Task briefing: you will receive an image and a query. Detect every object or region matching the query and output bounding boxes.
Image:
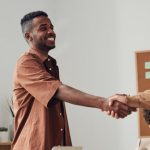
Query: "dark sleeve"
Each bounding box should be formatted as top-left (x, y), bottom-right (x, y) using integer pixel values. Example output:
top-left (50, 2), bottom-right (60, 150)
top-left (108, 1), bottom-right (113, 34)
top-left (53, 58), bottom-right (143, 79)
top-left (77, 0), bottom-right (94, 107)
top-left (143, 109), bottom-right (150, 125)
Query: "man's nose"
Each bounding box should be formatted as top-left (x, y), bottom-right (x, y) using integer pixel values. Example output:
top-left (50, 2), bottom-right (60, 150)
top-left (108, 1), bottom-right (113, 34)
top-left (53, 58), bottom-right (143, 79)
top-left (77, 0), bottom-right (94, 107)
top-left (47, 28), bottom-right (54, 34)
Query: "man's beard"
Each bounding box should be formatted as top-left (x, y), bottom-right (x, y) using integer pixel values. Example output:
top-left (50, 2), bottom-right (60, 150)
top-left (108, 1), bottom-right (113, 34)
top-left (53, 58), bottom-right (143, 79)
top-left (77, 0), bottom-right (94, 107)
top-left (37, 43), bottom-right (55, 52)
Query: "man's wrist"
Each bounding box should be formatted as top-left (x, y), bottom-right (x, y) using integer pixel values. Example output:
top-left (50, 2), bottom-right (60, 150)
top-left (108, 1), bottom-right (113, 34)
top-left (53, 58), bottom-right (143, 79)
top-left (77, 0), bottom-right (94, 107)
top-left (97, 97), bottom-right (108, 111)
top-left (126, 95), bottom-right (140, 108)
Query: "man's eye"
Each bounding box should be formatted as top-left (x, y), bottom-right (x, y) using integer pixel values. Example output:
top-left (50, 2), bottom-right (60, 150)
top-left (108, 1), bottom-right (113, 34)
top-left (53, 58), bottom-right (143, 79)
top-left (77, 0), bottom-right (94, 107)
top-left (40, 27), bottom-right (47, 31)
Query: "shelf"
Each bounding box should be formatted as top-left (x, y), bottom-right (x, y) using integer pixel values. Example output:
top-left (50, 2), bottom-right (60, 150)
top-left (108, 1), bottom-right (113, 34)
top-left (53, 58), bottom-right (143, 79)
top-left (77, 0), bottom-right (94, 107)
top-left (0, 142), bottom-right (11, 150)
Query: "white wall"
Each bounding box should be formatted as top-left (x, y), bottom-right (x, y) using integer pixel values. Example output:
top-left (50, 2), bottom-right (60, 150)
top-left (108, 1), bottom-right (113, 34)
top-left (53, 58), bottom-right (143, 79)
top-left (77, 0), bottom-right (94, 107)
top-left (1, 0), bottom-right (150, 150)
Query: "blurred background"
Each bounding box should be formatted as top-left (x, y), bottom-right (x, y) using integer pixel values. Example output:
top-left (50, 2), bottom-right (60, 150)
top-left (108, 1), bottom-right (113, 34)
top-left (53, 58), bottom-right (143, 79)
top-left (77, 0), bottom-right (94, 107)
top-left (1, 0), bottom-right (150, 149)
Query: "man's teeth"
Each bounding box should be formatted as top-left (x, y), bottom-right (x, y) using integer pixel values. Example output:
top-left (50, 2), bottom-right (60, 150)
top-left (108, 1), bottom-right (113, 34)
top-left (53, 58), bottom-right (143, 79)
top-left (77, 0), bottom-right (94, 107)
top-left (47, 37), bottom-right (54, 41)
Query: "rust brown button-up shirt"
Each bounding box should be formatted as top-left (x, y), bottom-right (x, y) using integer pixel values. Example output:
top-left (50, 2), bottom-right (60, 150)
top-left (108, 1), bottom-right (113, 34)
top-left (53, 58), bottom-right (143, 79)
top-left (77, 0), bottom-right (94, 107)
top-left (12, 49), bottom-right (72, 150)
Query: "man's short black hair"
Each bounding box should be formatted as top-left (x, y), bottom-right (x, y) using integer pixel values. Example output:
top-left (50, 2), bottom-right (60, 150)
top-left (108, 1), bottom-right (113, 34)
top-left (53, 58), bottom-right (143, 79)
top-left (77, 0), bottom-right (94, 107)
top-left (21, 11), bottom-right (48, 34)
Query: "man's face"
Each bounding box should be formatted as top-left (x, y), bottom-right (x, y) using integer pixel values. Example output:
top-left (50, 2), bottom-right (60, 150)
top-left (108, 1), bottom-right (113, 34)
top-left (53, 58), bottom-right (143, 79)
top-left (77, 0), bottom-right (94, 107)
top-left (28, 16), bottom-right (56, 51)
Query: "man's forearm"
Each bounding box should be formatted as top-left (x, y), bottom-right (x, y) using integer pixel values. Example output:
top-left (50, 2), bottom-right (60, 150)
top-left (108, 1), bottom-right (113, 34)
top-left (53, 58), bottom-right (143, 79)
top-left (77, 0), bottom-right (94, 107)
top-left (127, 90), bottom-right (150, 108)
top-left (54, 84), bottom-right (106, 109)
top-left (54, 84), bottom-right (132, 118)
top-left (126, 95), bottom-right (140, 108)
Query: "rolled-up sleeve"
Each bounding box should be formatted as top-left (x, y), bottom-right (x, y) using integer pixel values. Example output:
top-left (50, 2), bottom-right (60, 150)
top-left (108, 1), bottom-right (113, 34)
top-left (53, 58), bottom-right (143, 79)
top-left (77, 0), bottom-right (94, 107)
top-left (16, 56), bottom-right (61, 107)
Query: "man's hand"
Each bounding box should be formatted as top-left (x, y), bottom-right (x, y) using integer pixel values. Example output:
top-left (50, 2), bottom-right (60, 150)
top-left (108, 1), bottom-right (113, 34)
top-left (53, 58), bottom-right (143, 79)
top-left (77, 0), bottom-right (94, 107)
top-left (107, 94), bottom-right (137, 118)
top-left (101, 99), bottom-right (133, 119)
top-left (108, 94), bottom-right (127, 106)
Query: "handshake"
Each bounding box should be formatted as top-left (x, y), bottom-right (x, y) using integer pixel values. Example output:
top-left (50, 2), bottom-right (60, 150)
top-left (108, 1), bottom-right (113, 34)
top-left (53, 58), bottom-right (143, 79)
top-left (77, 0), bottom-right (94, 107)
top-left (101, 94), bottom-right (137, 119)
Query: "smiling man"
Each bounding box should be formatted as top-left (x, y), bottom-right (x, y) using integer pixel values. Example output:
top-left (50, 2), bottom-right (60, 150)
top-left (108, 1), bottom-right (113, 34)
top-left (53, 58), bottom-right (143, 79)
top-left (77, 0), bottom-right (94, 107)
top-left (12, 11), bottom-right (134, 150)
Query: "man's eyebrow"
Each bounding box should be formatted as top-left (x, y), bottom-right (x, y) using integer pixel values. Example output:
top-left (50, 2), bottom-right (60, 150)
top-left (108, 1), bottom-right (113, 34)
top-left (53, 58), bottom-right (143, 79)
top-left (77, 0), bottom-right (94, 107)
top-left (39, 24), bottom-right (47, 27)
top-left (39, 23), bottom-right (53, 28)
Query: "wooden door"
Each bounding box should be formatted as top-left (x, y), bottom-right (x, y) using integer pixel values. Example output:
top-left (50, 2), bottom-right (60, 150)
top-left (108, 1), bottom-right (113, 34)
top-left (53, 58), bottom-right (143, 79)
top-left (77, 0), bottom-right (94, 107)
top-left (136, 50), bottom-right (150, 137)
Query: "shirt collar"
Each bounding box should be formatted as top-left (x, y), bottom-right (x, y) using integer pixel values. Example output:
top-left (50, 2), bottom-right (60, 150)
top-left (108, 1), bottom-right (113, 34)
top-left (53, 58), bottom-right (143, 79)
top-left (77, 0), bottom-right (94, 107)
top-left (28, 48), bottom-right (48, 62)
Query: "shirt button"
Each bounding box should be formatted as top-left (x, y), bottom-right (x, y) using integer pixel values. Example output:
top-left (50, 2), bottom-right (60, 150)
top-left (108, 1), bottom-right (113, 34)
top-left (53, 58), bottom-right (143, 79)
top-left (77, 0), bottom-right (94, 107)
top-left (60, 113), bottom-right (62, 116)
top-left (60, 128), bottom-right (63, 132)
top-left (48, 58), bottom-right (50, 61)
top-left (49, 68), bottom-right (52, 71)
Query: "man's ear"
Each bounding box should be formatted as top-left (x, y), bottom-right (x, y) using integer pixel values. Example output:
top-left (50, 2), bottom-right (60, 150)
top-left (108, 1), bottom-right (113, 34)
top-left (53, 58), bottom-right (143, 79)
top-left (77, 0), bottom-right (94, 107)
top-left (25, 32), bottom-right (33, 42)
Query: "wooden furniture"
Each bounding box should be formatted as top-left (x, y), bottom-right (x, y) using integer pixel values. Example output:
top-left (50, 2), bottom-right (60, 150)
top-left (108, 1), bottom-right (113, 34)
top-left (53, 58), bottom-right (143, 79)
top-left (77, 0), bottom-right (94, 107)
top-left (0, 142), bottom-right (11, 150)
top-left (52, 146), bottom-right (82, 150)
